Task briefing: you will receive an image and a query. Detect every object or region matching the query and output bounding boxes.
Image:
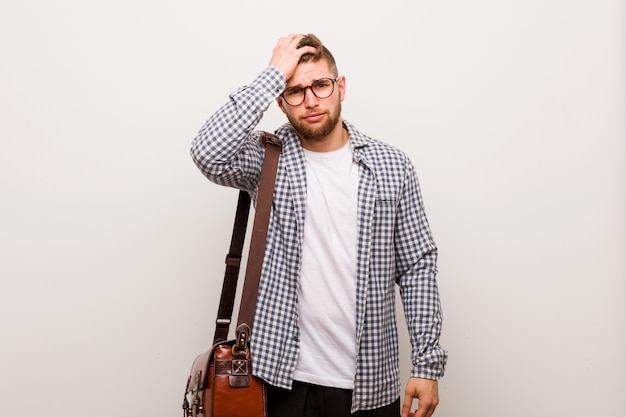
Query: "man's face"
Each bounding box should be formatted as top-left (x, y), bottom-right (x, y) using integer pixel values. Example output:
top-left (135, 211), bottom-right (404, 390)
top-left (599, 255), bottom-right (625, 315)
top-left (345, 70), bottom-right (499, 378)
top-left (277, 59), bottom-right (346, 143)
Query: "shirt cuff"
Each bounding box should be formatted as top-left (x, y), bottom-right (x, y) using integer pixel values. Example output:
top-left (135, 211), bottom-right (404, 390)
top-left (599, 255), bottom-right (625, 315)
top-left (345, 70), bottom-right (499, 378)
top-left (411, 348), bottom-right (448, 380)
top-left (251, 66), bottom-right (286, 99)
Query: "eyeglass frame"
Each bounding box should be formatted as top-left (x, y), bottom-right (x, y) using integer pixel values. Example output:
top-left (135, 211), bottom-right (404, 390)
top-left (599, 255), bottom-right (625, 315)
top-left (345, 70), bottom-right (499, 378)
top-left (280, 77), bottom-right (340, 106)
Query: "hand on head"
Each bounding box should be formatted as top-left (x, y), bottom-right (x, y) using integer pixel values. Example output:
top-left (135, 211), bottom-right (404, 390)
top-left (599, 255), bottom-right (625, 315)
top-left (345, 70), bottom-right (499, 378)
top-left (269, 34), bottom-right (316, 80)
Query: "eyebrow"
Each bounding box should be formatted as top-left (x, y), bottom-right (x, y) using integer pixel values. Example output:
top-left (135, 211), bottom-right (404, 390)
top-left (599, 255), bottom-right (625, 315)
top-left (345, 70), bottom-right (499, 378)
top-left (286, 77), bottom-right (334, 89)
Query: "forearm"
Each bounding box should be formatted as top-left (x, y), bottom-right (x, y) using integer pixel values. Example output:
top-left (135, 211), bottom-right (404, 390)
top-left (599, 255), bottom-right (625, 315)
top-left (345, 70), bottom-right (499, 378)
top-left (400, 253), bottom-right (447, 380)
top-left (396, 164), bottom-right (447, 379)
top-left (190, 66), bottom-right (286, 190)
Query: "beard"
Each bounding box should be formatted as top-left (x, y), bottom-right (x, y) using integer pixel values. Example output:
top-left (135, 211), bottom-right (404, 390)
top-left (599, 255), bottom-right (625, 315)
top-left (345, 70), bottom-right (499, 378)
top-left (287, 101), bottom-right (342, 142)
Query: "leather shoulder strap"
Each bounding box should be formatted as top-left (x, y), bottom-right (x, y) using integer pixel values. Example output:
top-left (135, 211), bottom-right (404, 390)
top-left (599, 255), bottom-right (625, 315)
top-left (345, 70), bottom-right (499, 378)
top-left (212, 190), bottom-right (251, 343)
top-left (211, 132), bottom-right (282, 345)
top-left (236, 132), bottom-right (282, 331)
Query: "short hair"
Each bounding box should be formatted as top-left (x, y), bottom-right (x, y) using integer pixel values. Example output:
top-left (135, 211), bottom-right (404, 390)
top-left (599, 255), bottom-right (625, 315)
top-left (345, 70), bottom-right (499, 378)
top-left (297, 34), bottom-right (338, 76)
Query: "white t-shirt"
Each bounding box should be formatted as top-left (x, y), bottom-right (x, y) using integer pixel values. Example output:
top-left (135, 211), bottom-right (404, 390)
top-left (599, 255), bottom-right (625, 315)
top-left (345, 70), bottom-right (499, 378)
top-left (293, 141), bottom-right (359, 389)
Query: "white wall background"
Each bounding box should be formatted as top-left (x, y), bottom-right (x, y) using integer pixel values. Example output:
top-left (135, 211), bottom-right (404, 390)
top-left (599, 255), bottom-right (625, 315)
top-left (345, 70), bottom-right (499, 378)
top-left (1, 1), bottom-right (624, 416)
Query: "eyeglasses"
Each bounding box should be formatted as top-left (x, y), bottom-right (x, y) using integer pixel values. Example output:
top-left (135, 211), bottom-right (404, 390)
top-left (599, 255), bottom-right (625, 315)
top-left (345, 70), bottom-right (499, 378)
top-left (281, 78), bottom-right (338, 106)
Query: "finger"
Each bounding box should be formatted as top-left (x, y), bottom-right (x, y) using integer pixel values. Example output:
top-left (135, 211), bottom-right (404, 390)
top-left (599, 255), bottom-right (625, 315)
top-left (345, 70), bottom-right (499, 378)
top-left (269, 36), bottom-right (316, 78)
top-left (401, 393), bottom-right (413, 417)
top-left (284, 33), bottom-right (304, 47)
top-left (274, 34), bottom-right (300, 51)
top-left (413, 401), bottom-right (437, 417)
top-left (274, 35), bottom-right (314, 57)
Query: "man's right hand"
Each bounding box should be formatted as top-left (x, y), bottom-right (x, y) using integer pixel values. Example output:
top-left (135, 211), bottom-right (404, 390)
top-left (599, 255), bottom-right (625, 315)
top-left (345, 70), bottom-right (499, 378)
top-left (269, 34), bottom-right (316, 81)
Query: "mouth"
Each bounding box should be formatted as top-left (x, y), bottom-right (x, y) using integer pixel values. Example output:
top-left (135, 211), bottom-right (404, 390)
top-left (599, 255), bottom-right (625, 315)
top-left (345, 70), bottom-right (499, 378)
top-left (304, 113), bottom-right (325, 123)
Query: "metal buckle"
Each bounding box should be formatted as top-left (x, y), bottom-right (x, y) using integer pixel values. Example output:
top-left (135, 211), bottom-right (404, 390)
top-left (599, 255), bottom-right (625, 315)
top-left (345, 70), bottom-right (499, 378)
top-left (225, 255), bottom-right (241, 268)
top-left (260, 132), bottom-right (283, 151)
top-left (231, 344), bottom-right (249, 357)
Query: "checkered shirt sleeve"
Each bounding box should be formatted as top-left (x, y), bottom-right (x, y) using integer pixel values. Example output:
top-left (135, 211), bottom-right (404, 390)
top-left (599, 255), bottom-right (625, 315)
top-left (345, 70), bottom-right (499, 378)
top-left (190, 66), bottom-right (286, 194)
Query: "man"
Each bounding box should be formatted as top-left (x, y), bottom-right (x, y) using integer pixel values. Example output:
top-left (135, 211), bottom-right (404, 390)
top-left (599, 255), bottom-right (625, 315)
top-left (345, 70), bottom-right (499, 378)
top-left (191, 33), bottom-right (447, 417)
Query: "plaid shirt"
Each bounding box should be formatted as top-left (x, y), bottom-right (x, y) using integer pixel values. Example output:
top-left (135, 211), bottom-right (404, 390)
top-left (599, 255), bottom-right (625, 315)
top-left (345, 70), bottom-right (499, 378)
top-left (191, 67), bottom-right (447, 412)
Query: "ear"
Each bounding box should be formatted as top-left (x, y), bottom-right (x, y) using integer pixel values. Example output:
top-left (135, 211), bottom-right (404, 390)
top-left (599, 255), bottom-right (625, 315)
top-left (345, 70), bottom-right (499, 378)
top-left (337, 76), bottom-right (346, 102)
top-left (276, 97), bottom-right (286, 113)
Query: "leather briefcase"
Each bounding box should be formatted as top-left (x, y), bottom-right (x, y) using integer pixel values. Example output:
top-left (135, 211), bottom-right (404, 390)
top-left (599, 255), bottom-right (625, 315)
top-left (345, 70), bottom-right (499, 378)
top-left (183, 325), bottom-right (267, 417)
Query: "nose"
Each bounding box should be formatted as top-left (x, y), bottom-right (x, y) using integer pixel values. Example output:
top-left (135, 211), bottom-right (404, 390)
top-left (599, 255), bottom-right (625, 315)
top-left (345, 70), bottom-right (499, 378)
top-left (302, 87), bottom-right (319, 107)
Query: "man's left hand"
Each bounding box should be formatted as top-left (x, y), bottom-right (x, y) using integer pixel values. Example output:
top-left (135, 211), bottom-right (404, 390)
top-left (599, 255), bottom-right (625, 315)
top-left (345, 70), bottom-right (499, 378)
top-left (401, 377), bottom-right (439, 417)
